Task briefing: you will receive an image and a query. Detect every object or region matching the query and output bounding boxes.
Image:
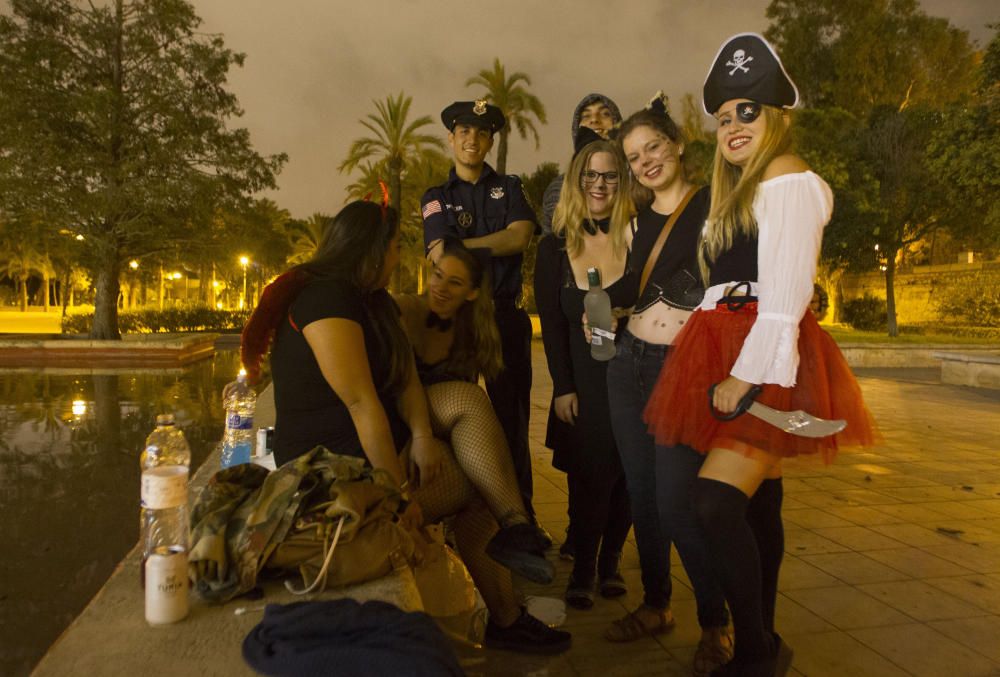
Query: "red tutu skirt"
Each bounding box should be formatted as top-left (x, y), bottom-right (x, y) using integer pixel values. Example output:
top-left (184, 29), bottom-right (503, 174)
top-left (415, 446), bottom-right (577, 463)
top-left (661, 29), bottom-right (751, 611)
top-left (643, 303), bottom-right (879, 463)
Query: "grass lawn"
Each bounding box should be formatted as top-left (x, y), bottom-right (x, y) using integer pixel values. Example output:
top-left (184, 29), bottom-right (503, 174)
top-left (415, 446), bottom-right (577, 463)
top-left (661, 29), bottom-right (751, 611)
top-left (824, 325), bottom-right (1000, 345)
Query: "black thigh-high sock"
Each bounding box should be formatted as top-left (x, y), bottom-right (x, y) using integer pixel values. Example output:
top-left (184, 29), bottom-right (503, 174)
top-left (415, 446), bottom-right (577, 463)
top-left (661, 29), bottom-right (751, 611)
top-left (693, 477), bottom-right (773, 663)
top-left (746, 478), bottom-right (784, 634)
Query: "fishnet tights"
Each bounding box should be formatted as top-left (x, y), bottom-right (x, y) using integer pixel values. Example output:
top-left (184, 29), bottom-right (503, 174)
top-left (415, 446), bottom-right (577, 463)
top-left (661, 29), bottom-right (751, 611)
top-left (423, 380), bottom-right (530, 528)
top-left (407, 381), bottom-right (526, 624)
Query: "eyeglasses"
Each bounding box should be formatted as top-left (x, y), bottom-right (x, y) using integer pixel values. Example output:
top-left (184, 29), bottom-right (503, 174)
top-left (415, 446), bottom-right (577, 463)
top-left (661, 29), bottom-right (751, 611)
top-left (581, 170), bottom-right (620, 185)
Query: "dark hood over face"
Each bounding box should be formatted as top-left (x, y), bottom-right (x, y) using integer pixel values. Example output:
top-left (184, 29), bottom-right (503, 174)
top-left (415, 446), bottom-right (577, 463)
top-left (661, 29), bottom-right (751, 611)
top-left (571, 93), bottom-right (622, 137)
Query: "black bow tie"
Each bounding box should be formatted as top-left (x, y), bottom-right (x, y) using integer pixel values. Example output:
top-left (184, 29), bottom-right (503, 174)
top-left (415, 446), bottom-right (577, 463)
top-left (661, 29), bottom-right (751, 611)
top-left (425, 310), bottom-right (453, 332)
top-left (582, 217), bottom-right (611, 236)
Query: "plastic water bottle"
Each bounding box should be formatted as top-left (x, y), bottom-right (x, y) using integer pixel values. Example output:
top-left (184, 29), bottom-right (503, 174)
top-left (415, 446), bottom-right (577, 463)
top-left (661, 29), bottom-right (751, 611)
top-left (139, 414), bottom-right (191, 572)
top-left (140, 415), bottom-right (190, 624)
top-left (140, 414), bottom-right (192, 472)
top-left (221, 370), bottom-right (256, 468)
top-left (584, 267), bottom-right (616, 361)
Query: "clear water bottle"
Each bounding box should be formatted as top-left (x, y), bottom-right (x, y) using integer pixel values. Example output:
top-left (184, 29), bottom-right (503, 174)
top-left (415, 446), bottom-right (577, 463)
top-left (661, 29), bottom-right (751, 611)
top-left (584, 267), bottom-right (616, 361)
top-left (221, 370), bottom-right (256, 468)
top-left (141, 414), bottom-right (192, 471)
top-left (139, 415), bottom-right (190, 623)
top-left (140, 414), bottom-right (191, 582)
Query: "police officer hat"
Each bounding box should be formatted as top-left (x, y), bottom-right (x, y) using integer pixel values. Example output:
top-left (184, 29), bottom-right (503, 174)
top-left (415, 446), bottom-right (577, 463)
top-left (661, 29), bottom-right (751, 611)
top-left (441, 99), bottom-right (506, 134)
top-left (702, 33), bottom-right (799, 115)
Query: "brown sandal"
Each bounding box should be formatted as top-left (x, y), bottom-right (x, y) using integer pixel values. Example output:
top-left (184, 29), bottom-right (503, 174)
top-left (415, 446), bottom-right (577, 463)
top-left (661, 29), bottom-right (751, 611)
top-left (692, 626), bottom-right (734, 676)
top-left (604, 604), bottom-right (676, 642)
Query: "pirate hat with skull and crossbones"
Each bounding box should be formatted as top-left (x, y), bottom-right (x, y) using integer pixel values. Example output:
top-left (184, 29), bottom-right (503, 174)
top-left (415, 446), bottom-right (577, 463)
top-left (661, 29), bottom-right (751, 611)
top-left (702, 33), bottom-right (799, 116)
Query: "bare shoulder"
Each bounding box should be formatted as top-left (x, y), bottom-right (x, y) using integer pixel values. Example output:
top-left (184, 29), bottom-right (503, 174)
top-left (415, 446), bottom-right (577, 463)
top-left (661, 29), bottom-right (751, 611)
top-left (762, 154), bottom-right (810, 181)
top-left (393, 293), bottom-right (424, 321)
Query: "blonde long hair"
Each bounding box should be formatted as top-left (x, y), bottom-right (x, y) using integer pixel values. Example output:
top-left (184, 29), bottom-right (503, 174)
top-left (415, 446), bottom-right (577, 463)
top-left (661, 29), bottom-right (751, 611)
top-left (552, 140), bottom-right (634, 259)
top-left (699, 105), bottom-right (792, 283)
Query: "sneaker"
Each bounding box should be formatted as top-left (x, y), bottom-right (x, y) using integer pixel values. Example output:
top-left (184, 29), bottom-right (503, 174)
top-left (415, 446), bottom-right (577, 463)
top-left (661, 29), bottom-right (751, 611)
top-left (598, 571), bottom-right (627, 598)
top-left (485, 523), bottom-right (555, 584)
top-left (597, 551), bottom-right (625, 597)
top-left (534, 522), bottom-right (554, 550)
top-left (565, 573), bottom-right (595, 610)
top-left (484, 610), bottom-right (572, 655)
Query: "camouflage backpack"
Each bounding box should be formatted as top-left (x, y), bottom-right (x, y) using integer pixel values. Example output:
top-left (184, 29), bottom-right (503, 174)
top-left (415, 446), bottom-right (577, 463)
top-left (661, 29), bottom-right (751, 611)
top-left (189, 447), bottom-right (413, 602)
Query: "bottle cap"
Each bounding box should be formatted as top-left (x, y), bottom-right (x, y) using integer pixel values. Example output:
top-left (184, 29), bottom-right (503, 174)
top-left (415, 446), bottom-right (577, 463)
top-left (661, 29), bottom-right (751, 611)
top-left (155, 414), bottom-right (175, 427)
top-left (586, 267), bottom-right (601, 287)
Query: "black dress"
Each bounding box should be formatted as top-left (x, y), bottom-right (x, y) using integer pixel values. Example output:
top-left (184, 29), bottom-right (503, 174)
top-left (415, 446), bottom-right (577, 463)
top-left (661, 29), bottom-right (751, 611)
top-left (534, 233), bottom-right (636, 578)
top-left (535, 235), bottom-right (637, 474)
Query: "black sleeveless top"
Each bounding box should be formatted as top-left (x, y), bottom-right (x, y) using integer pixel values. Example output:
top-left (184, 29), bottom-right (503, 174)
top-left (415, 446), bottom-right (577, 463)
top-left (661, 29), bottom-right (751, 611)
top-left (630, 187), bottom-right (710, 312)
top-left (708, 231), bottom-right (758, 286)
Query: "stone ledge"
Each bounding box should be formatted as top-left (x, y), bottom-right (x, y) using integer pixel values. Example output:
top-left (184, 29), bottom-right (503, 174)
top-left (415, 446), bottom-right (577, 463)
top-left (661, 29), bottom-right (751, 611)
top-left (837, 343), bottom-right (999, 369)
top-left (34, 422), bottom-right (416, 677)
top-left (934, 350), bottom-right (1000, 390)
top-left (0, 333), bottom-right (218, 366)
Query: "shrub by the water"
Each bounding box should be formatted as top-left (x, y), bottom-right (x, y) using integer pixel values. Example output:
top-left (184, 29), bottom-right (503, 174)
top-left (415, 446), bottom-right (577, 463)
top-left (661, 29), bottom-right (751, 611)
top-left (841, 294), bottom-right (888, 331)
top-left (61, 308), bottom-right (251, 334)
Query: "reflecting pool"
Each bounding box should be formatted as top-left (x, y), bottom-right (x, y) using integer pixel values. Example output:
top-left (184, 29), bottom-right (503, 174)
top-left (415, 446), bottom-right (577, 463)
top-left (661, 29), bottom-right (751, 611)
top-left (0, 350), bottom-right (240, 677)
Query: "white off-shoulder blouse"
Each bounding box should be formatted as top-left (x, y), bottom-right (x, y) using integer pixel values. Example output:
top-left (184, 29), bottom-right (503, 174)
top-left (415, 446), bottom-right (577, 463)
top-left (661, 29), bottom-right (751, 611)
top-left (698, 171), bottom-right (834, 387)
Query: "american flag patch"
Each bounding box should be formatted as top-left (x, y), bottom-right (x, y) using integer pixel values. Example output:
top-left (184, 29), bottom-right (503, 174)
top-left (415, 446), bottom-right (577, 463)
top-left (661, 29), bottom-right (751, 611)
top-left (422, 200), bottom-right (442, 219)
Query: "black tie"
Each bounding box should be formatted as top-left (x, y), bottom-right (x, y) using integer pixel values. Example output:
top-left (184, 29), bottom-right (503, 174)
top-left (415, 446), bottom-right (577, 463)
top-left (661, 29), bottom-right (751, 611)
top-left (582, 217), bottom-right (611, 236)
top-left (425, 310), bottom-right (453, 332)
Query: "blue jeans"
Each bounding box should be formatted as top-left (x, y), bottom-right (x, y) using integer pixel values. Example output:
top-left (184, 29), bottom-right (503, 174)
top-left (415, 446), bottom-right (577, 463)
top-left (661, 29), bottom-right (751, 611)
top-left (607, 331), bottom-right (728, 627)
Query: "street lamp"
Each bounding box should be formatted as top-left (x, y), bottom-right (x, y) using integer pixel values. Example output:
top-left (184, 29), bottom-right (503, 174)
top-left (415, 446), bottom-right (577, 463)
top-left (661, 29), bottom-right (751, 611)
top-left (239, 256), bottom-right (250, 310)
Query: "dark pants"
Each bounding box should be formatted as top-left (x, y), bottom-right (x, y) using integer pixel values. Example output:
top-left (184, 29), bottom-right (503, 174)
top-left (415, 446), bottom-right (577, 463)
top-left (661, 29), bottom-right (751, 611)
top-left (486, 305), bottom-right (534, 518)
top-left (607, 331), bottom-right (727, 626)
top-left (571, 460), bottom-right (632, 579)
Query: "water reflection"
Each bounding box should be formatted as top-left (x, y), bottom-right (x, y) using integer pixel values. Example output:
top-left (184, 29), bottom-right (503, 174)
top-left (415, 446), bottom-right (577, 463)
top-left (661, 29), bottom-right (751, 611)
top-left (0, 350), bottom-right (241, 677)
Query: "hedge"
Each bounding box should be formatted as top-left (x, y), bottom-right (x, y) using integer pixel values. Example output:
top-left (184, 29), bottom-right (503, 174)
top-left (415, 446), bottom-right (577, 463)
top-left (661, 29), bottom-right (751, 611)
top-left (61, 308), bottom-right (251, 334)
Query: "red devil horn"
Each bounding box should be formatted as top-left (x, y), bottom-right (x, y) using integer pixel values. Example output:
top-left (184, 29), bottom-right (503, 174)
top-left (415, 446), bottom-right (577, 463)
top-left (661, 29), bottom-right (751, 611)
top-left (378, 180), bottom-right (389, 207)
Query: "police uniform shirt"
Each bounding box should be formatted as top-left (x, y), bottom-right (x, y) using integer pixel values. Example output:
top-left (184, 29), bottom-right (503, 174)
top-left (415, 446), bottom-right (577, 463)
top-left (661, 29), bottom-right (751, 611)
top-left (421, 163), bottom-right (537, 303)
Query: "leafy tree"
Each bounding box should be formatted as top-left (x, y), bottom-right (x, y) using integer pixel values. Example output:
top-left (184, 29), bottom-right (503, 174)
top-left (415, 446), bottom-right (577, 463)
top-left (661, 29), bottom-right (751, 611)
top-left (519, 161), bottom-right (560, 215)
top-left (339, 92), bottom-right (445, 290)
top-left (517, 162), bottom-right (559, 313)
top-left (678, 93), bottom-right (715, 186)
top-left (0, 0), bottom-right (285, 338)
top-left (766, 0), bottom-right (984, 336)
top-left (466, 58), bottom-right (547, 174)
top-left (928, 24), bottom-right (1000, 253)
top-left (765, 0), bottom-right (977, 118)
top-left (862, 106), bottom-right (948, 335)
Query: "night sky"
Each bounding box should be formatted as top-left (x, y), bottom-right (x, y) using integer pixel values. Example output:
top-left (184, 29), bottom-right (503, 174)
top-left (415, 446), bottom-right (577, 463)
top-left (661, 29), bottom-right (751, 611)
top-left (191, 0), bottom-right (997, 217)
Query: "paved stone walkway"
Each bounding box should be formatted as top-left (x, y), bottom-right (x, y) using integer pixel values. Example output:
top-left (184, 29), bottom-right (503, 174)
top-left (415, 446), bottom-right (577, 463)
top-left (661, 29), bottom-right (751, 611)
top-left (460, 346), bottom-right (1000, 676)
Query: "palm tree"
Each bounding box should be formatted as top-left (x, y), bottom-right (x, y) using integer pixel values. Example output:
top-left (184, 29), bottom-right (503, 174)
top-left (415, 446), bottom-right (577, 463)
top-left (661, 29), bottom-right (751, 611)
top-left (344, 161), bottom-right (389, 204)
top-left (340, 93), bottom-right (445, 289)
top-left (466, 58), bottom-right (547, 174)
top-left (285, 213), bottom-right (331, 265)
top-left (345, 150), bottom-right (453, 293)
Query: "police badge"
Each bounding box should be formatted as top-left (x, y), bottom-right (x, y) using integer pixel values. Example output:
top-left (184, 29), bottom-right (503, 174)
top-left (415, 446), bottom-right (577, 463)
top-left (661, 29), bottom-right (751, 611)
top-left (473, 99), bottom-right (487, 116)
top-left (490, 187), bottom-right (505, 199)
top-left (457, 212), bottom-right (473, 228)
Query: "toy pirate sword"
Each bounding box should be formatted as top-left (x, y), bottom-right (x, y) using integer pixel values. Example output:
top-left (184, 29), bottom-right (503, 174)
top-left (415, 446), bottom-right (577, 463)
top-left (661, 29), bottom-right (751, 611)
top-left (708, 384), bottom-right (846, 438)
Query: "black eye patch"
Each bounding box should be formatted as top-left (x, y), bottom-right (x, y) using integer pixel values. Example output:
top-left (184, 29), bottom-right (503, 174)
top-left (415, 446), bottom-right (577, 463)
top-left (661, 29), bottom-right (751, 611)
top-left (737, 102), bottom-right (762, 123)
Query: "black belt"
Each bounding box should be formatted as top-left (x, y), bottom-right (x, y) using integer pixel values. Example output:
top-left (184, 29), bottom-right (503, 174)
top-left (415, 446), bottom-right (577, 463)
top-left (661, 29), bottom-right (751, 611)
top-left (620, 330), bottom-right (672, 359)
top-left (720, 281), bottom-right (757, 311)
